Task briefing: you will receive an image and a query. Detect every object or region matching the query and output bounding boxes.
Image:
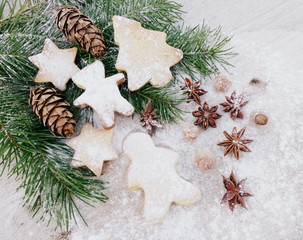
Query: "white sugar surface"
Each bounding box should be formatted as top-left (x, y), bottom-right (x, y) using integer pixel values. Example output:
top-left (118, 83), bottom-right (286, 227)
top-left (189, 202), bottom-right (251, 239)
top-left (0, 1), bottom-right (303, 239)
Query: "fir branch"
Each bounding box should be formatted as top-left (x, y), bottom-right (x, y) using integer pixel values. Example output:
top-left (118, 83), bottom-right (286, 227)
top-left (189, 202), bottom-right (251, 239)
top-left (53, 0), bottom-right (184, 29)
top-left (111, 0), bottom-right (184, 29)
top-left (0, 85), bottom-right (108, 229)
top-left (168, 24), bottom-right (235, 80)
top-left (0, 1), bottom-right (107, 229)
top-left (0, 0), bottom-right (235, 230)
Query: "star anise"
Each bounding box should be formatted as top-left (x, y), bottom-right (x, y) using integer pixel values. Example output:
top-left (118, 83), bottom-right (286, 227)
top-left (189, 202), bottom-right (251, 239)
top-left (192, 102), bottom-right (221, 129)
top-left (220, 90), bottom-right (249, 120)
top-left (140, 102), bottom-right (162, 135)
top-left (221, 172), bottom-right (253, 211)
top-left (217, 127), bottom-right (253, 159)
top-left (181, 78), bottom-right (207, 105)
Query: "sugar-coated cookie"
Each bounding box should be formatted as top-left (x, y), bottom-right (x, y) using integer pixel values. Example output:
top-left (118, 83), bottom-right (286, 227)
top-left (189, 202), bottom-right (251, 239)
top-left (29, 38), bottom-right (80, 91)
top-left (113, 16), bottom-right (183, 91)
top-left (72, 60), bottom-right (134, 129)
top-left (66, 123), bottom-right (118, 176)
top-left (123, 132), bottom-right (201, 223)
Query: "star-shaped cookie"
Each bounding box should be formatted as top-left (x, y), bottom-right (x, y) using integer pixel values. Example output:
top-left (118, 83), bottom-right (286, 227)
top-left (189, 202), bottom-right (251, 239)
top-left (123, 132), bottom-right (201, 223)
top-left (66, 123), bottom-right (118, 176)
top-left (29, 38), bottom-right (80, 91)
top-left (72, 60), bottom-right (134, 129)
top-left (113, 16), bottom-right (183, 91)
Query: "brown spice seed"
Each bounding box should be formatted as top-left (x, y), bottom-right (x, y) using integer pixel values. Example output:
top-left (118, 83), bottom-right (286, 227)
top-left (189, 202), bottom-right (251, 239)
top-left (255, 114), bottom-right (268, 125)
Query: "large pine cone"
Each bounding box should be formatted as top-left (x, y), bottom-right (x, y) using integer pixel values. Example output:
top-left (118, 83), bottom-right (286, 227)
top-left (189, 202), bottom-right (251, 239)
top-left (29, 85), bottom-right (76, 137)
top-left (55, 6), bottom-right (106, 57)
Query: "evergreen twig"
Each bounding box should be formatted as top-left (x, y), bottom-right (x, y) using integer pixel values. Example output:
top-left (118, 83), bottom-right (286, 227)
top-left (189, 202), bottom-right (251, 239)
top-left (169, 24), bottom-right (235, 80)
top-left (0, 0), bottom-right (235, 229)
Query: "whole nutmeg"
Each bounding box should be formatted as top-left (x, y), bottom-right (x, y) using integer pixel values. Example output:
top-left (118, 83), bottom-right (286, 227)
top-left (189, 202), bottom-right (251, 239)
top-left (183, 124), bottom-right (199, 141)
top-left (195, 150), bottom-right (216, 170)
top-left (250, 110), bottom-right (269, 125)
top-left (213, 74), bottom-right (231, 92)
top-left (255, 114), bottom-right (268, 125)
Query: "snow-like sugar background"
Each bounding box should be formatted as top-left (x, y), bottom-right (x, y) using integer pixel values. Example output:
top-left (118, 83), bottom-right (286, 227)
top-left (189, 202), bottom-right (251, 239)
top-left (1, 0), bottom-right (303, 239)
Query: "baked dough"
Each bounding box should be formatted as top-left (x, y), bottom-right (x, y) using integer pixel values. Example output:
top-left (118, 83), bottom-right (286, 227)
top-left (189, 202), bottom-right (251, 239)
top-left (29, 38), bottom-right (80, 91)
top-left (113, 16), bottom-right (183, 91)
top-left (66, 123), bottom-right (118, 176)
top-left (123, 132), bottom-right (201, 223)
top-left (72, 60), bottom-right (134, 129)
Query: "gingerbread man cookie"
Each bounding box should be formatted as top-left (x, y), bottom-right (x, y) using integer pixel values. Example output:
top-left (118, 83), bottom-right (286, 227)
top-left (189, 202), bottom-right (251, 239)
top-left (113, 16), bottom-right (183, 91)
top-left (123, 132), bottom-right (201, 223)
top-left (66, 123), bottom-right (118, 176)
top-left (72, 60), bottom-right (134, 129)
top-left (29, 38), bottom-right (80, 91)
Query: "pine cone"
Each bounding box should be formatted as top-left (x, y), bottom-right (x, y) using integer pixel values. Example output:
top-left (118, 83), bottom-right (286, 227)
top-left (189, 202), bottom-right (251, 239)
top-left (55, 6), bottom-right (105, 57)
top-left (29, 85), bottom-right (76, 137)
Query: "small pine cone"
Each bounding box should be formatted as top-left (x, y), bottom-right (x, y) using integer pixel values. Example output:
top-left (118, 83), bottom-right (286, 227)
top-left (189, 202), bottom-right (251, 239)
top-left (55, 6), bottom-right (105, 57)
top-left (29, 85), bottom-right (76, 137)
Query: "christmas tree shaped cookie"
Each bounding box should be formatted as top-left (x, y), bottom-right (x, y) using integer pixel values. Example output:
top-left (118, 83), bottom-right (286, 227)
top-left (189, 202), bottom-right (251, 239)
top-left (72, 60), bottom-right (134, 129)
top-left (66, 123), bottom-right (118, 176)
top-left (29, 38), bottom-right (80, 91)
top-left (113, 16), bottom-right (183, 91)
top-left (123, 132), bottom-right (201, 223)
